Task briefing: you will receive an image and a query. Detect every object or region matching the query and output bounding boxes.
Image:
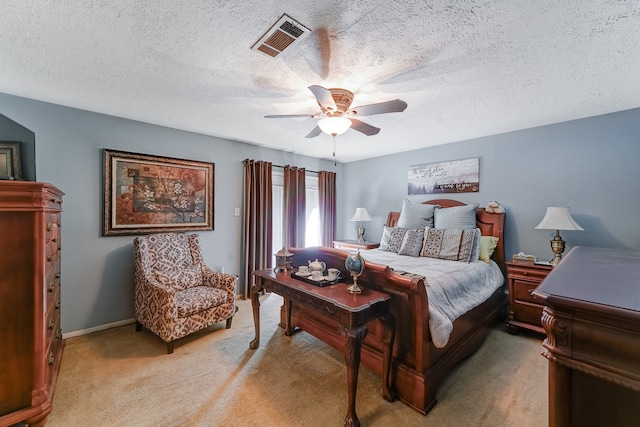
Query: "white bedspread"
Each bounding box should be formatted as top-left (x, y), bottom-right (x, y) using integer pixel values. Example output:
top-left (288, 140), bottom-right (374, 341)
top-left (359, 249), bottom-right (504, 348)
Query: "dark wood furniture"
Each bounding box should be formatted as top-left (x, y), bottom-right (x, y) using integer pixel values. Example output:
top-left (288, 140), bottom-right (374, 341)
top-left (533, 246), bottom-right (640, 427)
top-left (506, 260), bottom-right (552, 334)
top-left (286, 199), bottom-right (506, 415)
top-left (0, 181), bottom-right (64, 427)
top-left (333, 240), bottom-right (380, 251)
top-left (250, 269), bottom-right (396, 427)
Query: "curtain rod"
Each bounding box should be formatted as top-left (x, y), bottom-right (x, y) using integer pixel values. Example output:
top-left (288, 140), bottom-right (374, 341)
top-left (242, 159), bottom-right (320, 174)
top-left (272, 164), bottom-right (320, 174)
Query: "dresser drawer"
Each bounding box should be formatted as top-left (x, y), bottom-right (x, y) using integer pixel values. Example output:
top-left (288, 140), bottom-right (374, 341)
top-left (512, 280), bottom-right (540, 304)
top-left (508, 265), bottom-right (550, 282)
top-left (513, 301), bottom-right (544, 327)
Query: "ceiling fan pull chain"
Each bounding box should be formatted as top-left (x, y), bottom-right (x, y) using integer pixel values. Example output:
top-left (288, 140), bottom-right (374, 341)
top-left (333, 135), bottom-right (337, 166)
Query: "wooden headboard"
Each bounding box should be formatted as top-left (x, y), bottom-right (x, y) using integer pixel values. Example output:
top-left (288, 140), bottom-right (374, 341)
top-left (385, 199), bottom-right (506, 268)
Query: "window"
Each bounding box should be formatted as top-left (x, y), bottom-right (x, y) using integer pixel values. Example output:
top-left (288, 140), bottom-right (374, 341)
top-left (272, 171), bottom-right (320, 255)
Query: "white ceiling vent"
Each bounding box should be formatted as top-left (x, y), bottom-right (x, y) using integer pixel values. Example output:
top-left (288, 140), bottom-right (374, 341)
top-left (251, 14), bottom-right (311, 58)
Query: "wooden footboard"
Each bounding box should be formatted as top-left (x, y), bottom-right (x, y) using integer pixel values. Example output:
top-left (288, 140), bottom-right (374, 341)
top-left (286, 246), bottom-right (504, 414)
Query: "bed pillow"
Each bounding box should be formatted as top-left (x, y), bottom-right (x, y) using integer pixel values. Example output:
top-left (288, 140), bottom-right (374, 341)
top-left (379, 226), bottom-right (410, 253)
top-left (398, 228), bottom-right (425, 257)
top-left (479, 236), bottom-right (500, 263)
top-left (433, 204), bottom-right (478, 230)
top-left (396, 199), bottom-right (439, 229)
top-left (420, 227), bottom-right (479, 262)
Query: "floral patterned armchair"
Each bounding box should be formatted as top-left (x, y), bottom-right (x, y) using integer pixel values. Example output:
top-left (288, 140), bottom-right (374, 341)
top-left (133, 232), bottom-right (237, 353)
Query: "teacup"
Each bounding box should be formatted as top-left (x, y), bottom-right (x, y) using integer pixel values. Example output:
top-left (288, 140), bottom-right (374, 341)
top-left (311, 270), bottom-right (323, 280)
top-left (298, 266), bottom-right (310, 274)
top-left (327, 268), bottom-right (340, 280)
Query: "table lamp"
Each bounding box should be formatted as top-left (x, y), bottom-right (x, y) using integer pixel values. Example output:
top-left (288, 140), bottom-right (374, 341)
top-left (535, 207), bottom-right (583, 265)
top-left (350, 207), bottom-right (372, 243)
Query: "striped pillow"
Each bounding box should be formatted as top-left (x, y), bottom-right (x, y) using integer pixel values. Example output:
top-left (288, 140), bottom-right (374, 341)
top-left (420, 227), bottom-right (479, 263)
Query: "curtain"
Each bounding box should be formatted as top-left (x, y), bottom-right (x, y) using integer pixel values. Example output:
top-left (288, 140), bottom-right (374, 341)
top-left (318, 171), bottom-right (337, 247)
top-left (283, 166), bottom-right (306, 249)
top-left (241, 159), bottom-right (273, 298)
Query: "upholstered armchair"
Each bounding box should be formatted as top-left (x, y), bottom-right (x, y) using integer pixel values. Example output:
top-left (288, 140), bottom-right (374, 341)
top-left (133, 232), bottom-right (237, 353)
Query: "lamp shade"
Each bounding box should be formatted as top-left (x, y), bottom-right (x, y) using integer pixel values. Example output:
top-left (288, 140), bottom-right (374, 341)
top-left (535, 207), bottom-right (584, 231)
top-left (350, 207), bottom-right (372, 222)
top-left (318, 116), bottom-right (352, 136)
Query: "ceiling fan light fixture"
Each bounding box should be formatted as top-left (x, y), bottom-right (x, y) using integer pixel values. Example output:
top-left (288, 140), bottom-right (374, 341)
top-left (318, 116), bottom-right (352, 136)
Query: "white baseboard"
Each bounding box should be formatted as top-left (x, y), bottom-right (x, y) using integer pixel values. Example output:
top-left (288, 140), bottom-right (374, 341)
top-left (62, 318), bottom-right (136, 339)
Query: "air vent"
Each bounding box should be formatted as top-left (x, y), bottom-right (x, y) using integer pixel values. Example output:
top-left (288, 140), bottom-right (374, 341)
top-left (251, 14), bottom-right (311, 58)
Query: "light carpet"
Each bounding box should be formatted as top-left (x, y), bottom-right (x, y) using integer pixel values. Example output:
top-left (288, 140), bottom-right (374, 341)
top-left (48, 293), bottom-right (547, 426)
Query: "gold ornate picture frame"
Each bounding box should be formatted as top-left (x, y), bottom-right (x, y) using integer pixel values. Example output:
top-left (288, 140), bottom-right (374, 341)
top-left (103, 149), bottom-right (214, 236)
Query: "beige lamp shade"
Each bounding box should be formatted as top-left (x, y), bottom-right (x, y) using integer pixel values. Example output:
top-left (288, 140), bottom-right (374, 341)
top-left (535, 207), bottom-right (583, 231)
top-left (350, 208), bottom-right (372, 222)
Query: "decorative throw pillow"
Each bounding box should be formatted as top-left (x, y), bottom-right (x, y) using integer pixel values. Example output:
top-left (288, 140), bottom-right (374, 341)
top-left (469, 228), bottom-right (482, 262)
top-left (434, 204), bottom-right (479, 230)
top-left (396, 199), bottom-right (439, 228)
top-left (479, 236), bottom-right (500, 263)
top-left (379, 226), bottom-right (393, 251)
top-left (379, 226), bottom-right (410, 253)
top-left (154, 264), bottom-right (203, 291)
top-left (420, 227), bottom-right (478, 262)
top-left (398, 228), bottom-right (425, 257)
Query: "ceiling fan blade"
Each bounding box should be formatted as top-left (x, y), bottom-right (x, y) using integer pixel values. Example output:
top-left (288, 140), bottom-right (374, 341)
top-left (264, 113), bottom-right (316, 118)
top-left (350, 119), bottom-right (380, 136)
top-left (305, 126), bottom-right (322, 138)
top-left (308, 85), bottom-right (337, 111)
top-left (350, 99), bottom-right (407, 116)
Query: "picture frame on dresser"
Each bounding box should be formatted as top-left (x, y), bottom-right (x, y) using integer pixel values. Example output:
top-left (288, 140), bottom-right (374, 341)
top-left (102, 149), bottom-right (214, 236)
top-left (0, 141), bottom-right (22, 180)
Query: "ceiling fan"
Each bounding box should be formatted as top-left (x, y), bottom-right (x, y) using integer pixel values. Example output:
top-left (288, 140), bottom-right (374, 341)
top-left (265, 85), bottom-right (408, 138)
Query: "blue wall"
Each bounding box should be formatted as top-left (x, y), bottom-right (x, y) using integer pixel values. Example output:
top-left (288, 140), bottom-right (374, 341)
top-left (2, 91), bottom-right (639, 335)
top-left (0, 93), bottom-right (344, 335)
top-left (343, 108), bottom-right (640, 262)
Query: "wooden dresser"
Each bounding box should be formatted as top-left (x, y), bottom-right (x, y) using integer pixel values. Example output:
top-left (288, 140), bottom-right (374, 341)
top-left (533, 246), bottom-right (640, 427)
top-left (0, 181), bottom-right (65, 427)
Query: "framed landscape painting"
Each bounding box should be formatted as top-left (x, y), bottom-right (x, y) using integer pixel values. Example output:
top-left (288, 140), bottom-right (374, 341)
top-left (103, 149), bottom-right (214, 236)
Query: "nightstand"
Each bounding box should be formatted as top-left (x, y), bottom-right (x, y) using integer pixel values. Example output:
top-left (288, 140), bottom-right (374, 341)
top-left (332, 240), bottom-right (380, 251)
top-left (506, 260), bottom-right (553, 334)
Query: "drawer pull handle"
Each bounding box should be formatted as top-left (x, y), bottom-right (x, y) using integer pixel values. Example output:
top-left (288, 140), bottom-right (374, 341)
top-left (522, 271), bottom-right (529, 276)
top-left (48, 318), bottom-right (55, 329)
top-left (48, 352), bottom-right (55, 365)
top-left (528, 289), bottom-right (535, 295)
top-left (48, 282), bottom-right (55, 292)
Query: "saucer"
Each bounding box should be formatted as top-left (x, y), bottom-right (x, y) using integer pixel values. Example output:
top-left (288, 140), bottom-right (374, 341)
top-left (309, 275), bottom-right (324, 281)
top-left (295, 271), bottom-right (311, 277)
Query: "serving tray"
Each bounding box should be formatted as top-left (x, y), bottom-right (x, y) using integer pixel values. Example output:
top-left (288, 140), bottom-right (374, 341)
top-left (291, 271), bottom-right (341, 287)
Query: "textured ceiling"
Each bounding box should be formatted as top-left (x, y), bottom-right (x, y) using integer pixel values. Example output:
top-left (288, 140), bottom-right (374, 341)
top-left (1, 1), bottom-right (639, 162)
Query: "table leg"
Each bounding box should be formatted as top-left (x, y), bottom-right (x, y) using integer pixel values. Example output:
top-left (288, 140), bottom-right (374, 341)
top-left (343, 324), bottom-right (368, 427)
top-left (283, 297), bottom-right (294, 336)
top-left (249, 283), bottom-right (262, 350)
top-left (380, 313), bottom-right (397, 402)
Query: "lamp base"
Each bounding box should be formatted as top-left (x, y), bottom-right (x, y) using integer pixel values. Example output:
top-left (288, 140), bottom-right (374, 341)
top-left (346, 282), bottom-right (363, 294)
top-left (548, 231), bottom-right (566, 266)
top-left (357, 225), bottom-right (366, 243)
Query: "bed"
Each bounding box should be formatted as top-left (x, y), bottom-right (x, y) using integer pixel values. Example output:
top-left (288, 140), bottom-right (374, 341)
top-left (286, 199), bottom-right (506, 414)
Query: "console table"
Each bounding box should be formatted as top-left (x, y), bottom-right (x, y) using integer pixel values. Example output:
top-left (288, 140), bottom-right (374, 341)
top-left (250, 269), bottom-right (396, 427)
top-left (533, 246), bottom-right (640, 427)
